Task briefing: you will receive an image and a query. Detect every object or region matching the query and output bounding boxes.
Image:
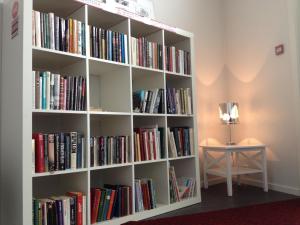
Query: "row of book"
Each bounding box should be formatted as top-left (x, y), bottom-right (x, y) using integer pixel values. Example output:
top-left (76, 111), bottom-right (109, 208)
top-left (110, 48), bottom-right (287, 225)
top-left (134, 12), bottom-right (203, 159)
top-left (131, 37), bottom-right (163, 70)
top-left (167, 88), bottom-right (192, 115)
top-left (32, 192), bottom-right (86, 225)
top-left (134, 127), bottom-right (164, 162)
top-left (32, 10), bottom-right (86, 55)
top-left (133, 89), bottom-right (165, 114)
top-left (135, 179), bottom-right (157, 212)
top-left (165, 46), bottom-right (191, 75)
top-left (90, 26), bottom-right (128, 63)
top-left (169, 166), bottom-right (195, 203)
top-left (32, 132), bottom-right (85, 173)
top-left (90, 185), bottom-right (132, 224)
top-left (90, 136), bottom-right (130, 167)
top-left (32, 71), bottom-right (86, 111)
top-left (168, 127), bottom-right (194, 158)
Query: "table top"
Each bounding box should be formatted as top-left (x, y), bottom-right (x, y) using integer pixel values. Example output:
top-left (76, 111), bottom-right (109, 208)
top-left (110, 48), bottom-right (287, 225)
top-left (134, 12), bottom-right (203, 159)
top-left (200, 144), bottom-right (266, 150)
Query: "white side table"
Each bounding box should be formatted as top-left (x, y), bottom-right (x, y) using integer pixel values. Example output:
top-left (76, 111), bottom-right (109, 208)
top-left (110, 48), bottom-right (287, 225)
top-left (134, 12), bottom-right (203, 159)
top-left (201, 144), bottom-right (268, 196)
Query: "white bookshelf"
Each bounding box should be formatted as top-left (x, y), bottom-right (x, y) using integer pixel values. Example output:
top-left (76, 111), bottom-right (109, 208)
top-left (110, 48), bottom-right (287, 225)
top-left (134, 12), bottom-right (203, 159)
top-left (0, 0), bottom-right (201, 225)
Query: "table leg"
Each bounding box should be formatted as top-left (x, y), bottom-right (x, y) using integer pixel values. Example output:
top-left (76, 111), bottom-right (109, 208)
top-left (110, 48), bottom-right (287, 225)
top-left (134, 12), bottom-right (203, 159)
top-left (226, 151), bottom-right (233, 196)
top-left (203, 150), bottom-right (208, 189)
top-left (236, 152), bottom-right (241, 185)
top-left (262, 149), bottom-right (268, 192)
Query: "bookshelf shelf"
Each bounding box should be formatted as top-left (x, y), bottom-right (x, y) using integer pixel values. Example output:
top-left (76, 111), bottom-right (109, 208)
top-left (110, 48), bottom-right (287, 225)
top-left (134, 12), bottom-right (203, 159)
top-left (32, 168), bottom-right (88, 178)
top-left (132, 65), bottom-right (164, 74)
top-left (0, 1), bottom-right (201, 225)
top-left (32, 109), bottom-right (88, 115)
top-left (134, 159), bottom-right (167, 165)
top-left (90, 163), bottom-right (132, 171)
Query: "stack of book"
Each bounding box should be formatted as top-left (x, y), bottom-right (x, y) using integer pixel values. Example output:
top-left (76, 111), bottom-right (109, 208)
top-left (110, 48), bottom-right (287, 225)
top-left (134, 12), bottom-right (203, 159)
top-left (32, 10), bottom-right (86, 55)
top-left (32, 192), bottom-right (86, 225)
top-left (90, 26), bottom-right (128, 64)
top-left (90, 136), bottom-right (130, 167)
top-left (134, 127), bottom-right (165, 162)
top-left (165, 46), bottom-right (191, 75)
top-left (131, 37), bottom-right (163, 70)
top-left (167, 88), bottom-right (192, 115)
top-left (135, 179), bottom-right (157, 212)
top-left (32, 132), bottom-right (85, 173)
top-left (32, 71), bottom-right (86, 111)
top-left (169, 166), bottom-right (195, 203)
top-left (90, 185), bottom-right (132, 223)
top-left (133, 89), bottom-right (165, 114)
top-left (167, 127), bottom-right (194, 158)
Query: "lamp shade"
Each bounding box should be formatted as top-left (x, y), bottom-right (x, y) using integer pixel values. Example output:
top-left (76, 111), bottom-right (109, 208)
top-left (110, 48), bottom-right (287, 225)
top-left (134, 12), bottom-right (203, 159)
top-left (219, 102), bottom-right (239, 124)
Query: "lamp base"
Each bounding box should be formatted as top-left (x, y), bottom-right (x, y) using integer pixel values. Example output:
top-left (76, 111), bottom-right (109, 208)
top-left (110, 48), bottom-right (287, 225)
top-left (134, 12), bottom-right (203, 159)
top-left (226, 142), bottom-right (236, 146)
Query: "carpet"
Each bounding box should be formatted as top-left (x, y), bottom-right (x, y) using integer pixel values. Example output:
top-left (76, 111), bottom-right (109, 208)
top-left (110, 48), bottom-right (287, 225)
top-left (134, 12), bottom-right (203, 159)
top-left (123, 199), bottom-right (300, 225)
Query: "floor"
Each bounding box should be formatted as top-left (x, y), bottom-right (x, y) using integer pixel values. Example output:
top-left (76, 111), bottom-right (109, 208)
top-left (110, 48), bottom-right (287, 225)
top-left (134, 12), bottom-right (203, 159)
top-left (154, 183), bottom-right (297, 219)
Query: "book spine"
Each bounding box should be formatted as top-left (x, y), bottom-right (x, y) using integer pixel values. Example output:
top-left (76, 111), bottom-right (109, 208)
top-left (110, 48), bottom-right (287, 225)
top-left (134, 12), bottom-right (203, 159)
top-left (70, 132), bottom-right (78, 169)
top-left (48, 134), bottom-right (55, 171)
top-left (33, 133), bottom-right (45, 173)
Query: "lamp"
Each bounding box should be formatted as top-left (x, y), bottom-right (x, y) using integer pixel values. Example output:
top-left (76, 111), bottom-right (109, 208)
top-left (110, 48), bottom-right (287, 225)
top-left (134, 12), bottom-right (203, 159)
top-left (219, 102), bottom-right (239, 145)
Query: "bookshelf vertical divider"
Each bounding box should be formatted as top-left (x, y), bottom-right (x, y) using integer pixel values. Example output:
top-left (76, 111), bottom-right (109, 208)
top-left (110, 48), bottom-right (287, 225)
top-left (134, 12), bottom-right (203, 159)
top-left (0, 1), bottom-right (201, 225)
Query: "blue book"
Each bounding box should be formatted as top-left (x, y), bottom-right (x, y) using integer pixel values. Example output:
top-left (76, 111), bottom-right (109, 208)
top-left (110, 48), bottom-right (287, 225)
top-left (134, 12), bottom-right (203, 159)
top-left (102, 189), bottom-right (112, 221)
top-left (42, 72), bottom-right (47, 109)
top-left (55, 199), bottom-right (64, 225)
top-left (121, 33), bottom-right (125, 63)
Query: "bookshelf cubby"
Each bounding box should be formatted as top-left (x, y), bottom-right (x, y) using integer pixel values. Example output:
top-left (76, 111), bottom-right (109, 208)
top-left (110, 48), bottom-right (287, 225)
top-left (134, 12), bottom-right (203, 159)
top-left (0, 1), bottom-right (200, 225)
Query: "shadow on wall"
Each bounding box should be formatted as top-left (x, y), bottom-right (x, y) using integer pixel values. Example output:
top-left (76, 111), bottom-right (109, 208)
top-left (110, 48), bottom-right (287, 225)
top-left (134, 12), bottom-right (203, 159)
top-left (196, 65), bottom-right (229, 147)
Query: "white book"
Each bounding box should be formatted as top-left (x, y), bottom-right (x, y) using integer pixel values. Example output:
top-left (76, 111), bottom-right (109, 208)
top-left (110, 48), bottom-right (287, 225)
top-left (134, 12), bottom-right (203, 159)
top-left (50, 74), bottom-right (55, 110)
top-left (187, 88), bottom-right (192, 115)
top-left (167, 128), bottom-right (177, 158)
top-left (172, 46), bottom-right (176, 72)
top-left (39, 76), bottom-right (42, 109)
top-left (32, 139), bottom-right (35, 173)
top-left (124, 34), bottom-right (128, 64)
top-left (49, 13), bottom-right (55, 49)
top-left (46, 71), bottom-right (51, 110)
top-left (149, 89), bottom-right (158, 113)
top-left (131, 37), bottom-right (136, 65)
top-left (32, 71), bottom-right (35, 109)
top-left (78, 21), bottom-right (82, 55)
top-left (157, 130), bottom-right (161, 159)
top-left (54, 74), bottom-right (60, 110)
top-left (175, 91), bottom-right (181, 114)
top-left (81, 137), bottom-right (85, 168)
top-left (83, 195), bottom-right (86, 225)
top-left (32, 11), bottom-right (36, 46)
top-left (35, 11), bottom-right (41, 47)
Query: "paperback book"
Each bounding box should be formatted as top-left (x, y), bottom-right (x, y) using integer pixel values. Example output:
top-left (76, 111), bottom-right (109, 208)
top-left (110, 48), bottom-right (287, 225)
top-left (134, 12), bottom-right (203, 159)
top-left (90, 135), bottom-right (130, 167)
top-left (32, 132), bottom-right (85, 173)
top-left (133, 89), bottom-right (165, 114)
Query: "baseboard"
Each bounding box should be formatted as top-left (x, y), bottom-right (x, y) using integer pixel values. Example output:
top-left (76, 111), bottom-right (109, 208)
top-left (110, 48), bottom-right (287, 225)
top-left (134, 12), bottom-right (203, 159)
top-left (201, 177), bottom-right (300, 196)
top-left (241, 177), bottom-right (300, 196)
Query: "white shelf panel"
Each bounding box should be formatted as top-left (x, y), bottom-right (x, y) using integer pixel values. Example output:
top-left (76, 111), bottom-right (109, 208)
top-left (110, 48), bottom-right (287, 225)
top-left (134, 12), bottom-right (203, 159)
top-left (89, 57), bottom-right (130, 74)
top-left (207, 167), bottom-right (263, 177)
top-left (167, 114), bottom-right (194, 118)
top-left (165, 71), bottom-right (192, 78)
top-left (133, 113), bottom-right (166, 117)
top-left (90, 163), bottom-right (132, 171)
top-left (32, 109), bottom-right (88, 115)
top-left (32, 168), bottom-right (88, 178)
top-left (132, 65), bottom-right (164, 74)
top-left (89, 111), bottom-right (131, 116)
top-left (32, 46), bottom-right (86, 70)
top-left (169, 155), bottom-right (196, 161)
top-left (134, 159), bottom-right (167, 165)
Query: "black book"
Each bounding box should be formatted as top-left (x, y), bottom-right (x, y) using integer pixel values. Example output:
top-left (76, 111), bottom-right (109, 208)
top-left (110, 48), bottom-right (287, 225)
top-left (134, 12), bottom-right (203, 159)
top-left (69, 197), bottom-right (76, 225)
top-left (158, 127), bottom-right (165, 158)
top-left (54, 133), bottom-right (60, 171)
top-left (65, 19), bottom-right (69, 52)
top-left (66, 76), bottom-right (71, 110)
top-left (70, 77), bottom-right (74, 110)
top-left (40, 13), bottom-right (44, 48)
top-left (65, 134), bottom-right (71, 169)
top-left (59, 133), bottom-right (65, 170)
top-left (172, 128), bottom-right (181, 156)
top-left (90, 137), bottom-right (94, 167)
top-left (58, 17), bottom-right (63, 51)
top-left (43, 134), bottom-right (49, 172)
top-left (77, 133), bottom-right (83, 168)
top-left (145, 91), bottom-right (153, 113)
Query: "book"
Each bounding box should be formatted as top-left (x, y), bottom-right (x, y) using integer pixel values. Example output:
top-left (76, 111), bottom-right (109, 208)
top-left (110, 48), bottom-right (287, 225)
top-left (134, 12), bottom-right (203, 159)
top-left (135, 178), bottom-right (157, 212)
top-left (167, 88), bottom-right (192, 115)
top-left (33, 192), bottom-right (86, 225)
top-left (32, 10), bottom-right (86, 55)
top-left (133, 89), bottom-right (164, 114)
top-left (32, 132), bottom-right (84, 173)
top-left (165, 46), bottom-right (191, 75)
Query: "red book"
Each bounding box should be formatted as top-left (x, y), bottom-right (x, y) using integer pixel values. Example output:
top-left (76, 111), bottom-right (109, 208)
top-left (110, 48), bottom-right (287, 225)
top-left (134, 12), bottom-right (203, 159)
top-left (32, 133), bottom-right (45, 173)
top-left (151, 130), bottom-right (157, 160)
top-left (106, 189), bottom-right (116, 220)
top-left (129, 186), bottom-right (132, 214)
top-left (68, 192), bottom-right (83, 225)
top-left (91, 189), bottom-right (101, 224)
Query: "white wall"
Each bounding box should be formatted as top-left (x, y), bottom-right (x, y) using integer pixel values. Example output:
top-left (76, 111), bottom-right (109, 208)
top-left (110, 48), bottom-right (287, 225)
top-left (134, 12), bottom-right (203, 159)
top-left (153, 0), bottom-right (228, 145)
top-left (225, 0), bottom-right (300, 195)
